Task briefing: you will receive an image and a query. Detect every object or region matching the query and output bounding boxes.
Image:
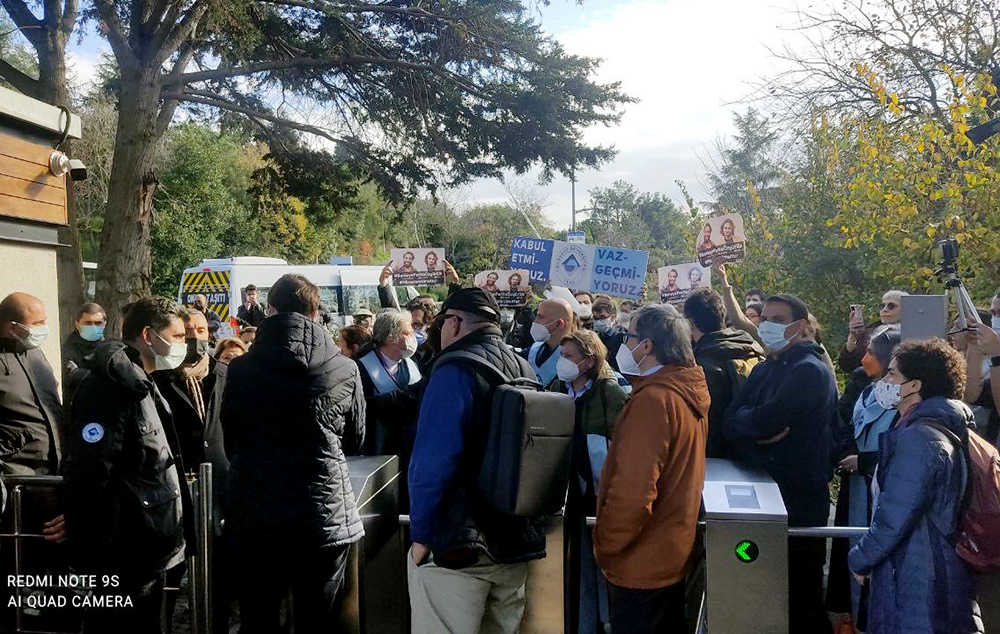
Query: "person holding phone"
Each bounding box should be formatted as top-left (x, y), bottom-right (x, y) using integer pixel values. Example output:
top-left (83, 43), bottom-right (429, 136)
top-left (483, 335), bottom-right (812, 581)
top-left (838, 291), bottom-right (908, 374)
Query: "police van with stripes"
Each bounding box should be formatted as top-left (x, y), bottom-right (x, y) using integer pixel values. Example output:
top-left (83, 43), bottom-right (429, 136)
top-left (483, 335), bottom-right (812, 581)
top-left (178, 257), bottom-right (387, 338)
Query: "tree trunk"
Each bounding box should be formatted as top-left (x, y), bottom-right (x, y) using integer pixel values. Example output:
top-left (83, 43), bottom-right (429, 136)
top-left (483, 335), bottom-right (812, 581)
top-left (95, 72), bottom-right (163, 338)
top-left (32, 31), bottom-right (87, 340)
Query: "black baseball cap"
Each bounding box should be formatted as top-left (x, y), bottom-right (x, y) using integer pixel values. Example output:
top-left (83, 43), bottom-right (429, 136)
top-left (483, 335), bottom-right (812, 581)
top-left (441, 287), bottom-right (501, 323)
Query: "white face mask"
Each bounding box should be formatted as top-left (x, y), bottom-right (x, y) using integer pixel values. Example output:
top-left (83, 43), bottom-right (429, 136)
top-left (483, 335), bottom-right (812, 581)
top-left (615, 337), bottom-right (647, 376)
top-left (758, 320), bottom-right (791, 352)
top-left (577, 304), bottom-right (593, 320)
top-left (401, 334), bottom-right (419, 359)
top-left (530, 320), bottom-right (555, 343)
top-left (13, 323), bottom-right (49, 349)
top-left (152, 331), bottom-right (188, 371)
top-left (872, 380), bottom-right (901, 410)
top-left (992, 315), bottom-right (1000, 334)
top-left (557, 356), bottom-right (585, 382)
top-left (617, 314), bottom-right (632, 330)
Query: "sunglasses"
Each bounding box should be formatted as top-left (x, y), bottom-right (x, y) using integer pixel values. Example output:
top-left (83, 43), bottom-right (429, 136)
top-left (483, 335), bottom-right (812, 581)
top-left (881, 302), bottom-right (898, 310)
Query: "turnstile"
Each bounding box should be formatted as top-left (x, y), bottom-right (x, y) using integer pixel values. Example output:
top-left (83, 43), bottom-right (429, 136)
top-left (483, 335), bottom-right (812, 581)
top-left (702, 458), bottom-right (788, 634)
top-left (339, 455), bottom-right (406, 634)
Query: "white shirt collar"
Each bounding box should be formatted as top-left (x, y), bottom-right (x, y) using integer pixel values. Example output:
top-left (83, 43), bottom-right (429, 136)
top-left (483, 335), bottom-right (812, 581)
top-left (567, 379), bottom-right (594, 398)
top-left (640, 364), bottom-right (664, 377)
top-left (378, 350), bottom-right (401, 375)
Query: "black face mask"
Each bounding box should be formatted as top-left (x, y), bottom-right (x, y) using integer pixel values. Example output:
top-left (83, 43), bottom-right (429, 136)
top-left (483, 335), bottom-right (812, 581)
top-left (194, 302), bottom-right (206, 311)
top-left (185, 338), bottom-right (209, 363)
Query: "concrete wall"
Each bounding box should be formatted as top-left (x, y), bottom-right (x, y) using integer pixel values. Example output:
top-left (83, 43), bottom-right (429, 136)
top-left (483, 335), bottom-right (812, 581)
top-left (0, 242), bottom-right (63, 377)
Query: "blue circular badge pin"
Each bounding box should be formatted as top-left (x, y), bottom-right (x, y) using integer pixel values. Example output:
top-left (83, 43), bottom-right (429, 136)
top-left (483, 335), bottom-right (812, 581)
top-left (82, 423), bottom-right (105, 444)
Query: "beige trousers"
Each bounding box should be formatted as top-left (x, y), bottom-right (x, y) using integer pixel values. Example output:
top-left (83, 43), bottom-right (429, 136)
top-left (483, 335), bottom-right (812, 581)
top-left (408, 553), bottom-right (530, 634)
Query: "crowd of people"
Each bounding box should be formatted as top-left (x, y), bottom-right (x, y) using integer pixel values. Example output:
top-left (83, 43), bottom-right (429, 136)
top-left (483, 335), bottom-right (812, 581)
top-left (1, 257), bottom-right (999, 634)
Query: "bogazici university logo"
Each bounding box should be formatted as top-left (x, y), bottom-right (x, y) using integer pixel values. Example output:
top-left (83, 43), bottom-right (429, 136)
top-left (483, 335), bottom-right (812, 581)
top-left (553, 244), bottom-right (589, 288)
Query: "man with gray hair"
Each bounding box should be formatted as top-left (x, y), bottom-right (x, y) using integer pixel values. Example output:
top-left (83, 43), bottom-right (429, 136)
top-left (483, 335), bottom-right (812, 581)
top-left (356, 309), bottom-right (421, 462)
top-left (595, 304), bottom-right (710, 633)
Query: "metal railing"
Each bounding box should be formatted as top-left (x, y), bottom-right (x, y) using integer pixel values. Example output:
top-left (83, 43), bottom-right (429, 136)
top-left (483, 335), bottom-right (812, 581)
top-left (0, 464), bottom-right (214, 634)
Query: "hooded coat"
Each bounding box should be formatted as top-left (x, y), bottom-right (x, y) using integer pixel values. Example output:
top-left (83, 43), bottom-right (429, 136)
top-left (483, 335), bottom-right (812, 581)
top-left (222, 312), bottom-right (366, 553)
top-left (724, 342), bottom-right (837, 526)
top-left (594, 364), bottom-right (710, 589)
top-left (692, 328), bottom-right (764, 459)
top-left (62, 341), bottom-right (185, 575)
top-left (848, 397), bottom-right (984, 634)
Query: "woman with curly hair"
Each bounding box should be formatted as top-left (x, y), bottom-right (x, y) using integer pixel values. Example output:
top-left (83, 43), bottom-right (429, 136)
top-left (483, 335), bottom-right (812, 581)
top-left (848, 338), bottom-right (983, 634)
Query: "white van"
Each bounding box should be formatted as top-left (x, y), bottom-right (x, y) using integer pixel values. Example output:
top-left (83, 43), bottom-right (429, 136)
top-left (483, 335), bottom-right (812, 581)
top-left (177, 257), bottom-right (392, 338)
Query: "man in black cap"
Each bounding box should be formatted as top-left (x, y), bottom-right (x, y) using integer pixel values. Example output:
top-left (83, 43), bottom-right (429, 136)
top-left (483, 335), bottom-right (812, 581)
top-left (407, 288), bottom-right (545, 634)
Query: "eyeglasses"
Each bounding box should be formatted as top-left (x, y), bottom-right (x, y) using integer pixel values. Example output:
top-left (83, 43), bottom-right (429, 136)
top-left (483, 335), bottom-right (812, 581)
top-left (440, 314), bottom-right (463, 325)
top-left (881, 302), bottom-right (898, 310)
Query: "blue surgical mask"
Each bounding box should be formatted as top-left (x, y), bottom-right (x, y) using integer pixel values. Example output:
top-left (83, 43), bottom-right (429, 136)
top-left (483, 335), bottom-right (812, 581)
top-left (758, 320), bottom-right (790, 352)
top-left (78, 324), bottom-right (105, 342)
top-left (414, 329), bottom-right (427, 346)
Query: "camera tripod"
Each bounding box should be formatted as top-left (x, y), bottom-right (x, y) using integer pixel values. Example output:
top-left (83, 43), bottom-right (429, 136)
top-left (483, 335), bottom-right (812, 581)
top-left (936, 238), bottom-right (981, 331)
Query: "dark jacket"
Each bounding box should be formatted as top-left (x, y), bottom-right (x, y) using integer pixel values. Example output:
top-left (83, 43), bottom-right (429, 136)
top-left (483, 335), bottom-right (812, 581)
top-left (848, 398), bottom-right (983, 634)
top-left (838, 321), bottom-right (882, 374)
top-left (62, 341), bottom-right (185, 575)
top-left (355, 350), bottom-right (421, 458)
top-left (204, 361), bottom-right (231, 536)
top-left (408, 325), bottom-right (546, 565)
top-left (152, 359), bottom-right (217, 471)
top-left (0, 338), bottom-right (62, 475)
top-left (724, 342), bottom-right (837, 526)
top-left (594, 324), bottom-right (626, 373)
top-left (62, 330), bottom-right (100, 394)
top-left (236, 303), bottom-right (266, 328)
top-left (505, 306), bottom-right (536, 351)
top-left (693, 328), bottom-right (764, 459)
top-left (222, 312), bottom-right (366, 552)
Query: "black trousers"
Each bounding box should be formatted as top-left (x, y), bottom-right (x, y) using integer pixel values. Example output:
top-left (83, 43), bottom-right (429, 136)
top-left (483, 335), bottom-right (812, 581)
top-left (789, 536), bottom-right (833, 634)
top-left (236, 544), bottom-right (351, 634)
top-left (608, 580), bottom-right (686, 634)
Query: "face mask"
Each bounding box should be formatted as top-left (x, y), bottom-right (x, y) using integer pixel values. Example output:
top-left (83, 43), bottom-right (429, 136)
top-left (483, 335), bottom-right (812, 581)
top-left (593, 319), bottom-right (611, 333)
top-left (414, 329), bottom-right (427, 346)
top-left (873, 380), bottom-right (903, 410)
top-left (194, 302), bottom-right (207, 311)
top-left (13, 323), bottom-right (49, 349)
top-left (758, 320), bottom-right (791, 352)
top-left (617, 314), bottom-right (632, 330)
top-left (152, 331), bottom-right (188, 371)
top-left (186, 338), bottom-right (209, 363)
top-left (577, 304), bottom-right (593, 320)
top-left (531, 320), bottom-right (555, 343)
top-left (557, 356), bottom-right (585, 382)
top-left (78, 324), bottom-right (105, 342)
top-left (615, 338), bottom-right (647, 376)
top-left (992, 315), bottom-right (1000, 334)
top-left (401, 334), bottom-right (419, 359)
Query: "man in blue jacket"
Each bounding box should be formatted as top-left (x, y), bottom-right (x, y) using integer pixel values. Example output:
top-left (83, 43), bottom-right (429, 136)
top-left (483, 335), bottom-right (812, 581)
top-left (724, 293), bottom-right (836, 634)
top-left (408, 287), bottom-right (545, 634)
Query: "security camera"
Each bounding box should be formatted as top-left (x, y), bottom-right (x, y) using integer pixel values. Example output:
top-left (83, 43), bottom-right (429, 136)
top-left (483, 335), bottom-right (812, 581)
top-left (68, 159), bottom-right (88, 182)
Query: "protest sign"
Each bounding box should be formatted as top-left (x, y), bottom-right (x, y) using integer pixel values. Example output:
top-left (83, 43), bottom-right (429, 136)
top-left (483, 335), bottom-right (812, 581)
top-left (509, 237), bottom-right (554, 284)
top-left (509, 236), bottom-right (648, 299)
top-left (390, 247), bottom-right (446, 286)
top-left (475, 269), bottom-right (531, 307)
top-left (659, 263), bottom-right (711, 306)
top-left (695, 213), bottom-right (747, 267)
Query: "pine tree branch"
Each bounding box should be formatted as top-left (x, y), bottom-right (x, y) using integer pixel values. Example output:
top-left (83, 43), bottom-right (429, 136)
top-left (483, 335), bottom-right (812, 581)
top-left (93, 0), bottom-right (138, 68)
top-left (152, 0), bottom-right (208, 65)
top-left (61, 0), bottom-right (79, 37)
top-left (163, 89), bottom-right (343, 143)
top-left (0, 57), bottom-right (39, 95)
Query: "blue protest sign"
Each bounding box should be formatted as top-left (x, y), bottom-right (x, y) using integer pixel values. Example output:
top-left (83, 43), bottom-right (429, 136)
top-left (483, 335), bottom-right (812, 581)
top-left (509, 237), bottom-right (554, 283)
top-left (591, 246), bottom-right (648, 299)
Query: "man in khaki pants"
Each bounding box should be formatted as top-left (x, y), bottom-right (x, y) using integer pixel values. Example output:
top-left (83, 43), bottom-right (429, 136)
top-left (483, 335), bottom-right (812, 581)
top-left (407, 288), bottom-right (546, 633)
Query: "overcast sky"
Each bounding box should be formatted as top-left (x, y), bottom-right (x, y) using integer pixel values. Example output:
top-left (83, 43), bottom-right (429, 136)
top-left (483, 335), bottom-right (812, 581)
top-left (63, 0), bottom-right (806, 230)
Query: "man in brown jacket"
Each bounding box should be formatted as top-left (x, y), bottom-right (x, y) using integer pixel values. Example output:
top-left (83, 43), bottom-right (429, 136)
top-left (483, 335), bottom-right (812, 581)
top-left (595, 303), bottom-right (709, 634)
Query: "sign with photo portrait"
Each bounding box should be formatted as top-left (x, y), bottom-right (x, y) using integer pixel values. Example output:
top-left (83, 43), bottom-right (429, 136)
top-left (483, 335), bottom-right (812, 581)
top-left (474, 269), bottom-right (531, 307)
top-left (658, 262), bottom-right (711, 306)
top-left (508, 237), bottom-right (648, 300)
top-left (695, 213), bottom-right (747, 267)
top-left (389, 247), bottom-right (446, 286)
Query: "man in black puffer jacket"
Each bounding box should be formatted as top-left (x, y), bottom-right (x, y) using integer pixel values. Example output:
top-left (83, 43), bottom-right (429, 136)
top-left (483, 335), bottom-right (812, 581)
top-left (63, 296), bottom-right (189, 633)
top-left (222, 273), bottom-right (365, 633)
top-left (408, 287), bottom-right (545, 634)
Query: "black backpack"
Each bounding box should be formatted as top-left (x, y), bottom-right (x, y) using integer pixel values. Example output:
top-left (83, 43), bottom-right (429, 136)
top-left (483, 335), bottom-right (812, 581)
top-left (435, 351), bottom-right (576, 517)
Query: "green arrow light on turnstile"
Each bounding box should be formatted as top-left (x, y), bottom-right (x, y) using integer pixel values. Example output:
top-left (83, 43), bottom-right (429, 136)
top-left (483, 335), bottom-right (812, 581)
top-left (735, 540), bottom-right (759, 563)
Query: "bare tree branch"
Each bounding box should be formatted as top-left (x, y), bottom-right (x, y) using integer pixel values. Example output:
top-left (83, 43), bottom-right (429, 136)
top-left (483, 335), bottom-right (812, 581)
top-left (93, 0), bottom-right (138, 69)
top-left (0, 0), bottom-right (43, 48)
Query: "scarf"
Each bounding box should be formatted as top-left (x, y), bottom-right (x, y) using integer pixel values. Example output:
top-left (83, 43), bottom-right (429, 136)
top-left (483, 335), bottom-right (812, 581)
top-left (851, 384), bottom-right (896, 453)
top-left (179, 353), bottom-right (210, 421)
